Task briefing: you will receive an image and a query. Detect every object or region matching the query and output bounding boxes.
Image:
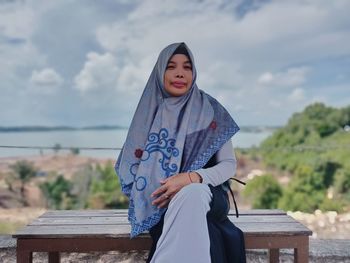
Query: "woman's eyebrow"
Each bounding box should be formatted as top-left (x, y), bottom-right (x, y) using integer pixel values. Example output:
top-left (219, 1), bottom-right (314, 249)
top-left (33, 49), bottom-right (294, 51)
top-left (167, 60), bottom-right (192, 65)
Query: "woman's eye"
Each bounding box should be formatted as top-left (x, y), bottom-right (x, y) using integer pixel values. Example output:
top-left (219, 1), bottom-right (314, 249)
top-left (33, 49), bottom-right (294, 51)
top-left (166, 65), bottom-right (175, 69)
top-left (184, 66), bottom-right (192, 70)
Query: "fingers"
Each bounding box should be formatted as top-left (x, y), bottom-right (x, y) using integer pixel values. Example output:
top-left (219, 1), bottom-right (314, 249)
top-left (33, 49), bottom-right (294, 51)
top-left (150, 180), bottom-right (170, 207)
top-left (151, 185), bottom-right (167, 198)
top-left (160, 177), bottom-right (169, 184)
top-left (150, 176), bottom-right (180, 208)
top-left (152, 192), bottom-right (171, 208)
top-left (156, 196), bottom-right (171, 208)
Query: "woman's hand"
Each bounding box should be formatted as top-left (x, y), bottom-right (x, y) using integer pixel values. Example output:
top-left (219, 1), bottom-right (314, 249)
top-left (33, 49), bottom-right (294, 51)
top-left (150, 172), bottom-right (190, 208)
top-left (150, 172), bottom-right (202, 209)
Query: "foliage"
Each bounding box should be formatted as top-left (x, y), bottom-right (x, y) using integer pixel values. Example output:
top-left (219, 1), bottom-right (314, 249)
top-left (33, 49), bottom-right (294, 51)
top-left (53, 143), bottom-right (62, 154)
top-left (69, 165), bottom-right (96, 209)
top-left (9, 160), bottom-right (37, 206)
top-left (86, 161), bottom-right (128, 209)
top-left (278, 165), bottom-right (327, 212)
top-left (40, 174), bottom-right (77, 209)
top-left (10, 160), bottom-right (37, 182)
top-left (0, 221), bottom-right (23, 234)
top-left (259, 102), bottom-right (350, 212)
top-left (243, 174), bottom-right (282, 209)
top-left (333, 169), bottom-right (350, 203)
top-left (70, 147), bottom-right (80, 155)
top-left (38, 162), bottom-right (128, 210)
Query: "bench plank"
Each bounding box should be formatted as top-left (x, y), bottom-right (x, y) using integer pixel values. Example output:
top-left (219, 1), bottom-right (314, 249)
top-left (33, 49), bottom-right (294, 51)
top-left (30, 215), bottom-right (296, 226)
top-left (13, 223), bottom-right (311, 238)
top-left (40, 209), bottom-right (286, 217)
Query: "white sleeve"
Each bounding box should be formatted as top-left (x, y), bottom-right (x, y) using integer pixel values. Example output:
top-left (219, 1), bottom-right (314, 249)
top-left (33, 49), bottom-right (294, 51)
top-left (195, 139), bottom-right (237, 186)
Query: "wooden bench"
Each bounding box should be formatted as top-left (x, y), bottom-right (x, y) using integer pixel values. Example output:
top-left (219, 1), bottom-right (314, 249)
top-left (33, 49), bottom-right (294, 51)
top-left (12, 209), bottom-right (312, 263)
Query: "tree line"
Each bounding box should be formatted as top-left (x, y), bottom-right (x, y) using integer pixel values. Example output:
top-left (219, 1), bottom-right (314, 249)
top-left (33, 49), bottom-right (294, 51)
top-left (243, 102), bottom-right (350, 212)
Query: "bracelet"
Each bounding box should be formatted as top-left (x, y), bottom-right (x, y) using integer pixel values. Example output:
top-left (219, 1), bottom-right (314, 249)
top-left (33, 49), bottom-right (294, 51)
top-left (188, 172), bottom-right (203, 183)
top-left (188, 172), bottom-right (193, 183)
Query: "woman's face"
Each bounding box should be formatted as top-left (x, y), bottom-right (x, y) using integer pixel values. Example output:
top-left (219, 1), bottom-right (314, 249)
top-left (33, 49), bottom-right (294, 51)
top-left (164, 54), bottom-right (193, 97)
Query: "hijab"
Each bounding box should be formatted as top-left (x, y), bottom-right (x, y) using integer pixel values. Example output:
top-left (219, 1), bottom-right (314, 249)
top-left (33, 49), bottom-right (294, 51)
top-left (115, 42), bottom-right (239, 238)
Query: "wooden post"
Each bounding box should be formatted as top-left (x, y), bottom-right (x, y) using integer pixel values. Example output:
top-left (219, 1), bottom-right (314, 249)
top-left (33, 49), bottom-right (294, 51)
top-left (17, 249), bottom-right (32, 263)
top-left (48, 252), bottom-right (60, 263)
top-left (294, 236), bottom-right (309, 263)
top-left (268, 248), bottom-right (279, 263)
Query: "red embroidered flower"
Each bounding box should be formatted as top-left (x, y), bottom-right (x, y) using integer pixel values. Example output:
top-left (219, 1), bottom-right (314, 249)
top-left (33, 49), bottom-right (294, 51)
top-left (210, 120), bottom-right (217, 130)
top-left (134, 148), bottom-right (143, 158)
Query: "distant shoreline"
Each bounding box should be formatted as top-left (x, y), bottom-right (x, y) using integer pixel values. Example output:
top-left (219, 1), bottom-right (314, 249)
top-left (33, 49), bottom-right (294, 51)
top-left (0, 125), bottom-right (128, 133)
top-left (0, 125), bottom-right (280, 133)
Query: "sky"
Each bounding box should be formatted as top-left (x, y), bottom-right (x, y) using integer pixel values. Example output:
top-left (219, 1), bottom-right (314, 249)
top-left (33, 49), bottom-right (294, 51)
top-left (0, 0), bottom-right (349, 127)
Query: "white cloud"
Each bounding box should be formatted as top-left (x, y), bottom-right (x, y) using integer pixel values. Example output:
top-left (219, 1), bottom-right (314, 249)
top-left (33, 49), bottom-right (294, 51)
top-left (0, 2), bottom-right (35, 39)
top-left (258, 67), bottom-right (310, 87)
top-left (30, 68), bottom-right (63, 91)
top-left (1, 0), bottom-right (350, 126)
top-left (288, 88), bottom-right (305, 102)
top-left (116, 57), bottom-right (153, 93)
top-left (74, 52), bottom-right (119, 92)
top-left (258, 72), bottom-right (274, 85)
top-left (95, 0), bottom-right (350, 68)
top-left (0, 0), bottom-right (59, 39)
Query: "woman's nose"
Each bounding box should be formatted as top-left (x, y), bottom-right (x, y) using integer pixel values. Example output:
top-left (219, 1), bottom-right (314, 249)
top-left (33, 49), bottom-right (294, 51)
top-left (175, 70), bottom-right (184, 78)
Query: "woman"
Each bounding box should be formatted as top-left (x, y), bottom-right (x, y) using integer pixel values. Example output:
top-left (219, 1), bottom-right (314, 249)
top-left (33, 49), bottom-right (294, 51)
top-left (115, 42), bottom-right (246, 262)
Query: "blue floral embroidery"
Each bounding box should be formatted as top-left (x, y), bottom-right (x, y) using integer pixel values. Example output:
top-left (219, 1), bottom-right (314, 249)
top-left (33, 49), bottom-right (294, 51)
top-left (142, 128), bottom-right (179, 176)
top-left (129, 163), bottom-right (147, 191)
top-left (129, 128), bottom-right (179, 191)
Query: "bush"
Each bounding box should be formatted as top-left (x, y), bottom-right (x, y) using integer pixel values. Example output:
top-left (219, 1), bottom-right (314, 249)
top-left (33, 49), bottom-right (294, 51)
top-left (243, 174), bottom-right (282, 209)
top-left (10, 160), bottom-right (37, 206)
top-left (333, 169), bottom-right (350, 202)
top-left (319, 196), bottom-right (344, 212)
top-left (87, 161), bottom-right (128, 209)
top-left (40, 174), bottom-right (77, 209)
top-left (278, 165), bottom-right (327, 212)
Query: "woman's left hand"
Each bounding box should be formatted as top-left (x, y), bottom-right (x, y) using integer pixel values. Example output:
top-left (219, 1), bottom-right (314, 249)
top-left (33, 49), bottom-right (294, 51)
top-left (150, 172), bottom-right (191, 208)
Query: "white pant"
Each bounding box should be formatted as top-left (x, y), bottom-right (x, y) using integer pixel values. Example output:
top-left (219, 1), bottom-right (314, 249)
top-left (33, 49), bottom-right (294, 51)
top-left (150, 183), bottom-right (213, 263)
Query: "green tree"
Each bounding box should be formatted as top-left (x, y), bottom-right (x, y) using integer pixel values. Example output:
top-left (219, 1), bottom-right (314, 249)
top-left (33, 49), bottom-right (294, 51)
top-left (40, 174), bottom-right (77, 209)
top-left (70, 147), bottom-right (80, 155)
top-left (259, 102), bottom-right (350, 212)
top-left (70, 165), bottom-right (97, 209)
top-left (87, 162), bottom-right (128, 209)
top-left (278, 163), bottom-right (343, 212)
top-left (243, 174), bottom-right (282, 209)
top-left (333, 169), bottom-right (350, 203)
top-left (53, 143), bottom-right (62, 154)
top-left (10, 160), bottom-right (37, 206)
top-left (278, 167), bottom-right (326, 212)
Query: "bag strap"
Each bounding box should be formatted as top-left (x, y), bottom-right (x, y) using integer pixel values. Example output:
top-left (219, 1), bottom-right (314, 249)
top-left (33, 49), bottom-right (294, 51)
top-left (227, 177), bottom-right (246, 218)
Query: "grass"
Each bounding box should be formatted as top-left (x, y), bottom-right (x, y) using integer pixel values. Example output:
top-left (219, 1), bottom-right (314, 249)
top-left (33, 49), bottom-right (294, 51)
top-left (0, 221), bottom-right (25, 235)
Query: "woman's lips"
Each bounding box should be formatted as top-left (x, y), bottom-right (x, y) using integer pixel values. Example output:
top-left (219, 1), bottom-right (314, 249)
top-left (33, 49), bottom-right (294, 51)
top-left (172, 81), bottom-right (186, 88)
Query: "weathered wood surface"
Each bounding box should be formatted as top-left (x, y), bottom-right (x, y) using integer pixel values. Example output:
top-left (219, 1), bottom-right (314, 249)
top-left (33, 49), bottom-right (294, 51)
top-left (0, 235), bottom-right (16, 248)
top-left (40, 209), bottom-right (286, 217)
top-left (13, 210), bottom-right (312, 239)
top-left (30, 215), bottom-right (296, 225)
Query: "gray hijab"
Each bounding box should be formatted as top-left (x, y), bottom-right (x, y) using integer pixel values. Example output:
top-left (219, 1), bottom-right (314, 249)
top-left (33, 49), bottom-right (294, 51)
top-left (115, 42), bottom-right (239, 238)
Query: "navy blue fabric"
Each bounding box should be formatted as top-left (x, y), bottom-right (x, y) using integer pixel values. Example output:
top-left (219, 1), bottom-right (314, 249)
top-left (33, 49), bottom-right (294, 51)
top-left (207, 184), bottom-right (246, 263)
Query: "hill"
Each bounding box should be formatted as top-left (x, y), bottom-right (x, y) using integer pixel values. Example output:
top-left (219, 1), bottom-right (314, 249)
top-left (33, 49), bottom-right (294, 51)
top-left (257, 102), bottom-right (350, 212)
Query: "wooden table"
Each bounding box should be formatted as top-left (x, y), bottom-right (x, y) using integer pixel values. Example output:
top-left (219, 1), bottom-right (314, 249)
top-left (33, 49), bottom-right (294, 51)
top-left (13, 209), bottom-right (312, 263)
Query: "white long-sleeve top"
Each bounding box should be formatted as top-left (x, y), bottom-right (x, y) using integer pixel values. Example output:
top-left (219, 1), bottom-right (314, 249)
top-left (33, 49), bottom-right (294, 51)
top-left (195, 139), bottom-right (236, 187)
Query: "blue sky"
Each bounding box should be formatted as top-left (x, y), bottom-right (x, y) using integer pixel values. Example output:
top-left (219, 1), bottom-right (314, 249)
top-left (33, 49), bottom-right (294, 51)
top-left (0, 0), bottom-right (349, 127)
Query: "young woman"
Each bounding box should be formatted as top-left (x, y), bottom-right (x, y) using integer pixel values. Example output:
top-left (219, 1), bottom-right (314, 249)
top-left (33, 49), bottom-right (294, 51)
top-left (115, 42), bottom-right (246, 262)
